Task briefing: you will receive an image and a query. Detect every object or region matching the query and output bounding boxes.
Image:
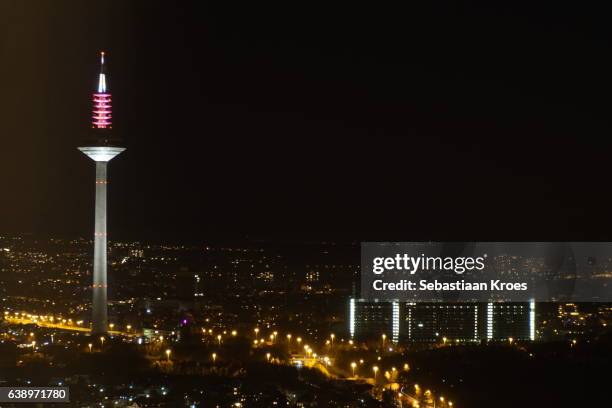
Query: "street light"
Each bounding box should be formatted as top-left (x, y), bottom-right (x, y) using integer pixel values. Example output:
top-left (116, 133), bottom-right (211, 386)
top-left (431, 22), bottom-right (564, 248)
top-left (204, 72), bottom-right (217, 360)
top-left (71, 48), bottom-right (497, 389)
top-left (165, 349), bottom-right (171, 361)
top-left (88, 343), bottom-right (93, 353)
top-left (403, 363), bottom-right (410, 371)
top-left (99, 336), bottom-right (105, 348)
top-left (372, 365), bottom-right (379, 379)
top-left (330, 333), bottom-right (335, 347)
top-left (212, 353), bottom-right (217, 363)
top-left (266, 353), bottom-right (271, 362)
top-left (217, 334), bottom-right (222, 345)
top-left (351, 362), bottom-right (357, 377)
top-left (381, 334), bottom-right (386, 347)
top-left (254, 328), bottom-right (259, 337)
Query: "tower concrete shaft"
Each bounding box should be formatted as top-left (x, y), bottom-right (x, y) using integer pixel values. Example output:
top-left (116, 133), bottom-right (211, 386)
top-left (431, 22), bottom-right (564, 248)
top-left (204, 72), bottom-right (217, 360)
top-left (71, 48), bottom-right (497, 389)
top-left (92, 161), bottom-right (109, 334)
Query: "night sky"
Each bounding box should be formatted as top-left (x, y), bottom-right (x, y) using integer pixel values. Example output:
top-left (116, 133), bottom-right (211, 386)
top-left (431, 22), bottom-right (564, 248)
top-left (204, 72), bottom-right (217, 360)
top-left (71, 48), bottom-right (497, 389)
top-left (1, 1), bottom-right (611, 242)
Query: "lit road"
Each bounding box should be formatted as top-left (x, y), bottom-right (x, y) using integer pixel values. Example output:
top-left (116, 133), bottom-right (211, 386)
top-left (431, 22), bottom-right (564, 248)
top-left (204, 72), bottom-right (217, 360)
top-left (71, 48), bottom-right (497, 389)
top-left (399, 387), bottom-right (421, 406)
top-left (4, 315), bottom-right (136, 337)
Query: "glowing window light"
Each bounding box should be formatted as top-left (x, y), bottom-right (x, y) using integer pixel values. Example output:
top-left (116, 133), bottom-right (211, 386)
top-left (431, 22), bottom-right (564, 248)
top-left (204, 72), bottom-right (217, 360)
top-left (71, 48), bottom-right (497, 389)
top-left (349, 298), bottom-right (355, 338)
top-left (529, 299), bottom-right (536, 341)
top-left (392, 300), bottom-right (400, 343)
top-left (474, 305), bottom-right (479, 340)
top-left (487, 302), bottom-right (493, 340)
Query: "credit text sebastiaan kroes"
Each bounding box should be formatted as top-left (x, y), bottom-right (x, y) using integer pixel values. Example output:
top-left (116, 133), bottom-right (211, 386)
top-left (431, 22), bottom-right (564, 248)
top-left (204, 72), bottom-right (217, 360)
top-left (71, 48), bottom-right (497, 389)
top-left (371, 253), bottom-right (528, 292)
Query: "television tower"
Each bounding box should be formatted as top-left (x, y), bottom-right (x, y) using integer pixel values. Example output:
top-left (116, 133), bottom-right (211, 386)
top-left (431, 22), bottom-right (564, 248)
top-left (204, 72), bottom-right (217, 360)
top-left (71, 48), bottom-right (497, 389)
top-left (78, 51), bottom-right (125, 335)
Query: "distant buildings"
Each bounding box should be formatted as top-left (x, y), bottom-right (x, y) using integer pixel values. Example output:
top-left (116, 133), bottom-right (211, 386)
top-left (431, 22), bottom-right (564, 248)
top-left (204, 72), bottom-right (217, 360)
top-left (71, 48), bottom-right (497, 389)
top-left (349, 298), bottom-right (535, 343)
top-left (349, 299), bottom-right (399, 342)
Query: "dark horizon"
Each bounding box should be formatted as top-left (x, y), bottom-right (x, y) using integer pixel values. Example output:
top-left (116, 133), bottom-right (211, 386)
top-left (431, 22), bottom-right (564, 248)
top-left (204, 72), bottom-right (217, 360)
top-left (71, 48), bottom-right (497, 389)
top-left (1, 1), bottom-right (611, 243)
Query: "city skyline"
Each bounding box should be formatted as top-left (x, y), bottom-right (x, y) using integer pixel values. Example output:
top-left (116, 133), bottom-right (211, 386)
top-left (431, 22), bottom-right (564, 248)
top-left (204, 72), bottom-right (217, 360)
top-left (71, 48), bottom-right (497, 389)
top-left (1, 232), bottom-right (609, 406)
top-left (0, 2), bottom-right (611, 407)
